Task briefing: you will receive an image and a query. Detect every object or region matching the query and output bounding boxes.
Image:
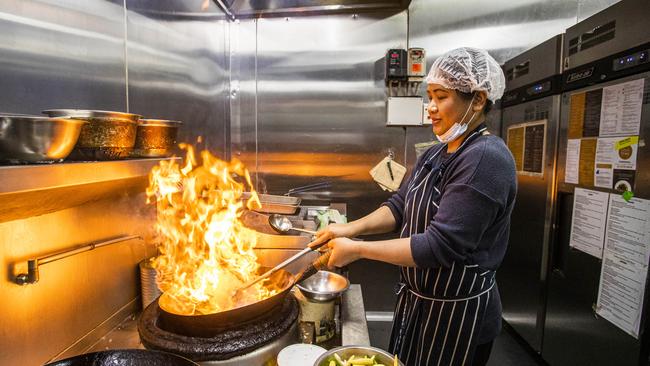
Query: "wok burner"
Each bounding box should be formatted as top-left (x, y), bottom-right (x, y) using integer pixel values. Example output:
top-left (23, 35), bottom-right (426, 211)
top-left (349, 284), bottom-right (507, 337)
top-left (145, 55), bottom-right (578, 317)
top-left (137, 295), bottom-right (299, 365)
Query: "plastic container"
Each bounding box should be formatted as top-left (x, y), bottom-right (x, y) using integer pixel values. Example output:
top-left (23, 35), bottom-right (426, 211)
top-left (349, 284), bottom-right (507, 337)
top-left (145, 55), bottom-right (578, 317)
top-left (277, 344), bottom-right (326, 366)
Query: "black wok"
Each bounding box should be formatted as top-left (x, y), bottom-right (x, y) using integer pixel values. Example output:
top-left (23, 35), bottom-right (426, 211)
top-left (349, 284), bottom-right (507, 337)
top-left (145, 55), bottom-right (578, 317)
top-left (44, 349), bottom-right (198, 366)
top-left (158, 252), bottom-right (330, 337)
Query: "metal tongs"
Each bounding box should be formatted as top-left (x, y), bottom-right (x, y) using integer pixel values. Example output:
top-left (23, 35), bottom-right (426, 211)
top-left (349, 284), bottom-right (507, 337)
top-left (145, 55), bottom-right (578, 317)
top-left (284, 181), bottom-right (332, 196)
top-left (238, 241), bottom-right (330, 291)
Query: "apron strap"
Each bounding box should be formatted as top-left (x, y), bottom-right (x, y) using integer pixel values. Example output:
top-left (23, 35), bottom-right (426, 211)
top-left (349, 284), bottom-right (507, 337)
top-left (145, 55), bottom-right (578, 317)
top-left (396, 266), bottom-right (496, 302)
top-left (401, 280), bottom-right (495, 302)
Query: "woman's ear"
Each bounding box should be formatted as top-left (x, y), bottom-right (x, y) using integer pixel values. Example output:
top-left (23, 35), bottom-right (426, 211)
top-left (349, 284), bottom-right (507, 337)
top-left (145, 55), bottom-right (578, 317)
top-left (473, 91), bottom-right (488, 112)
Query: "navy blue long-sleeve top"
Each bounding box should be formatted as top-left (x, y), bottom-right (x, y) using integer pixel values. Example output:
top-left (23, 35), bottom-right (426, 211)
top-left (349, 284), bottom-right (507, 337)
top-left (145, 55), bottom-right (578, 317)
top-left (383, 133), bottom-right (517, 343)
top-left (384, 134), bottom-right (516, 270)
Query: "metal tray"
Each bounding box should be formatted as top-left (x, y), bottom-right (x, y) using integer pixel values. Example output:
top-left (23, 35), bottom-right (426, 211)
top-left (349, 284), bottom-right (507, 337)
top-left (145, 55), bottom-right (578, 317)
top-left (253, 202), bottom-right (299, 215)
top-left (241, 192), bottom-right (301, 206)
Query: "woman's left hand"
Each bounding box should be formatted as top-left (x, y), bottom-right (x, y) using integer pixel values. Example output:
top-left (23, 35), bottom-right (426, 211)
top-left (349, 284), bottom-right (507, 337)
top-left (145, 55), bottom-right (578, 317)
top-left (326, 237), bottom-right (362, 268)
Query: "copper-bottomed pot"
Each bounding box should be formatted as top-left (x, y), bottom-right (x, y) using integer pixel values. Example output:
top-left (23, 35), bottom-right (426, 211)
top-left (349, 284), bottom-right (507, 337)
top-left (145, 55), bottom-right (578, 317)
top-left (132, 119), bottom-right (182, 158)
top-left (42, 109), bottom-right (141, 160)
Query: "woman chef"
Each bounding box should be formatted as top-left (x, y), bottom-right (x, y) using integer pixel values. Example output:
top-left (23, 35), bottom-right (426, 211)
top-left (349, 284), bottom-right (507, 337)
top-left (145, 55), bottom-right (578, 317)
top-left (310, 47), bottom-right (517, 366)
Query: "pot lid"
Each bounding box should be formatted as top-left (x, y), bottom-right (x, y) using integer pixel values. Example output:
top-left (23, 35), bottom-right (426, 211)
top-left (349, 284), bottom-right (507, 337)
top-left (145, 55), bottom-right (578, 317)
top-left (0, 115), bottom-right (86, 123)
top-left (42, 109), bottom-right (142, 122)
top-left (138, 119), bottom-right (183, 127)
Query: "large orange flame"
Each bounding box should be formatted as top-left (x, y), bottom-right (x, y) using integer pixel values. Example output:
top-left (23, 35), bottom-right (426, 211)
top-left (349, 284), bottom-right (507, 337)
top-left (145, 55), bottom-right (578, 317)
top-left (146, 144), bottom-right (274, 315)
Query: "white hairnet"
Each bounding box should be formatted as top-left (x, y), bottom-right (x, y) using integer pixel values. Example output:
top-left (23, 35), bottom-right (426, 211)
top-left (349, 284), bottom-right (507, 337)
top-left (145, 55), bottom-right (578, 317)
top-left (426, 47), bottom-right (505, 102)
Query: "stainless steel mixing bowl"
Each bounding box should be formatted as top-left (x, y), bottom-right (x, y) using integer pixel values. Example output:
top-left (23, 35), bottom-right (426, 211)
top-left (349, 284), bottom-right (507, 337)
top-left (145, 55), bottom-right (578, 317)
top-left (297, 270), bottom-right (349, 302)
top-left (0, 115), bottom-right (86, 163)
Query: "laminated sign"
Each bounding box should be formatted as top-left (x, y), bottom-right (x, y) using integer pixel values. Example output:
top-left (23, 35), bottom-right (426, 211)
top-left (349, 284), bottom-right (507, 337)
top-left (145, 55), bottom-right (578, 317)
top-left (506, 120), bottom-right (547, 177)
top-left (594, 136), bottom-right (638, 190)
top-left (370, 156), bottom-right (406, 192)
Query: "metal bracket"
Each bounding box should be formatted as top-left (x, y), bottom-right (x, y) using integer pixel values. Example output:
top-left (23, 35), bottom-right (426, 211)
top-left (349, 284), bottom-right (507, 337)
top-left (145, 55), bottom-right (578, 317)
top-left (14, 235), bottom-right (142, 285)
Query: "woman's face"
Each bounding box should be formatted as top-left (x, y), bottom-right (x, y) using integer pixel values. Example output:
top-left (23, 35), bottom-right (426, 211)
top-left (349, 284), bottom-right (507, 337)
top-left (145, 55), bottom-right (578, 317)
top-left (426, 83), bottom-right (476, 137)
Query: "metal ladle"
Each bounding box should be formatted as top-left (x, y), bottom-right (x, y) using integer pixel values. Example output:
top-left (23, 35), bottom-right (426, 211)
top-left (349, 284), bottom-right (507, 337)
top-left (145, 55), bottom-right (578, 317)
top-left (236, 215), bottom-right (321, 292)
top-left (268, 214), bottom-right (317, 235)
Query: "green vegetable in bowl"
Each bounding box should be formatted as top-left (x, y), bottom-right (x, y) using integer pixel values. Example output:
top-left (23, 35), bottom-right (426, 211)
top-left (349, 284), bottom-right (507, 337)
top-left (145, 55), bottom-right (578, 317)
top-left (322, 352), bottom-right (395, 366)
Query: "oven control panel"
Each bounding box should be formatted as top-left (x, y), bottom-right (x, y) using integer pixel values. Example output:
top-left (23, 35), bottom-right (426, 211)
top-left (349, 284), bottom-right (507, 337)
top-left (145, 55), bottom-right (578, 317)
top-left (526, 80), bottom-right (552, 96)
top-left (612, 49), bottom-right (649, 71)
top-left (563, 41), bottom-right (650, 92)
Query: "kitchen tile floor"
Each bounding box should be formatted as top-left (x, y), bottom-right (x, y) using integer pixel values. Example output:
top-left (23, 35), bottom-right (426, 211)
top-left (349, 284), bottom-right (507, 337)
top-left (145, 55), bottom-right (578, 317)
top-left (367, 321), bottom-right (544, 366)
top-left (486, 325), bottom-right (544, 366)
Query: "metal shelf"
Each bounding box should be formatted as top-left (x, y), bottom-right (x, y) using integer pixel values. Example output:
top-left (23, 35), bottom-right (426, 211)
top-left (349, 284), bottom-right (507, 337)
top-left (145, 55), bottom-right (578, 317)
top-left (0, 158), bottom-right (178, 223)
top-left (0, 158), bottom-right (178, 194)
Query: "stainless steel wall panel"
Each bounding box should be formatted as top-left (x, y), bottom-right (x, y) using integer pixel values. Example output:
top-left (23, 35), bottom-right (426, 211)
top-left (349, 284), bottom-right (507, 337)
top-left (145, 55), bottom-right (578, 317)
top-left (407, 0), bottom-right (624, 139)
top-left (407, 0), bottom-right (621, 127)
top-left (0, 195), bottom-right (155, 366)
top-left (0, 1), bottom-right (234, 364)
top-left (408, 0), bottom-right (580, 66)
top-left (0, 0), bottom-right (127, 114)
top-left (233, 12), bottom-right (409, 313)
top-left (231, 0), bottom-right (408, 18)
top-left (230, 19), bottom-right (259, 182)
top-left (407, 0), bottom-right (580, 140)
top-left (125, 3), bottom-right (231, 156)
top-left (252, 12), bottom-right (408, 207)
top-left (124, 0), bottom-right (226, 15)
top-left (577, 0), bottom-right (622, 22)
top-left (405, 125), bottom-right (434, 168)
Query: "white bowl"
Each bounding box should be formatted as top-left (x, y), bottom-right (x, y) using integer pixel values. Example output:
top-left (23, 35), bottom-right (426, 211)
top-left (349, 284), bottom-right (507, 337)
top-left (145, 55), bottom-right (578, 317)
top-left (277, 344), bottom-right (327, 366)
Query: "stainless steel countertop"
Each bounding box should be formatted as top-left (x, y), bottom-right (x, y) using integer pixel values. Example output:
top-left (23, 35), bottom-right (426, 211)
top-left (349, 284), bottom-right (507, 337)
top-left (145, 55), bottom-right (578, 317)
top-left (85, 284), bottom-right (370, 354)
top-left (341, 284), bottom-right (370, 346)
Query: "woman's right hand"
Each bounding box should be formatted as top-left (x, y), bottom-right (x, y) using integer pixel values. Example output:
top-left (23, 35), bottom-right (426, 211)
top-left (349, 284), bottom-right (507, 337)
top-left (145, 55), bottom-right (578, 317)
top-left (308, 223), bottom-right (357, 250)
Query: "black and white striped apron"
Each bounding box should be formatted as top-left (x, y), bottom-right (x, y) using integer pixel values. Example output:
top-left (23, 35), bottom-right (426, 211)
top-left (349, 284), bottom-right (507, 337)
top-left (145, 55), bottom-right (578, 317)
top-left (388, 124), bottom-right (495, 366)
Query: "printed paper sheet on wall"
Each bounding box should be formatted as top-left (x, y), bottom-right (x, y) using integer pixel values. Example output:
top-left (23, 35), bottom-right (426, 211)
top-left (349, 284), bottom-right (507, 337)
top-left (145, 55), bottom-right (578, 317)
top-left (594, 136), bottom-right (639, 190)
top-left (569, 188), bottom-right (609, 259)
top-left (563, 78), bottom-right (644, 190)
top-left (596, 195), bottom-right (650, 338)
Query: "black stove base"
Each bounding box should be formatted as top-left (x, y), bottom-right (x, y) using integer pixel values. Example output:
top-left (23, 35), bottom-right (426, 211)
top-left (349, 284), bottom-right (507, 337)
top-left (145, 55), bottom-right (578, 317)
top-left (137, 295), bottom-right (299, 362)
